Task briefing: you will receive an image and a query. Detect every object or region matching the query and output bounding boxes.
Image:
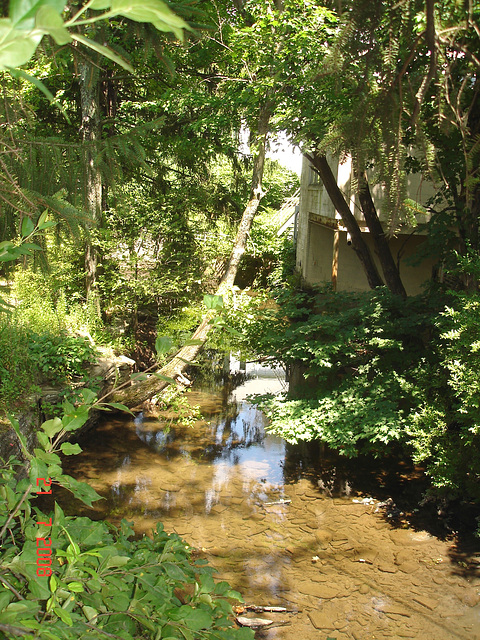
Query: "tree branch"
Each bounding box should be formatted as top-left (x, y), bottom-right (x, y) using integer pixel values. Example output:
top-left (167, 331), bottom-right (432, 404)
top-left (411, 0), bottom-right (437, 126)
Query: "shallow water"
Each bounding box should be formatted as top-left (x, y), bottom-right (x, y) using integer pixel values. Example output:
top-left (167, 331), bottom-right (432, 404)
top-left (62, 373), bottom-right (480, 640)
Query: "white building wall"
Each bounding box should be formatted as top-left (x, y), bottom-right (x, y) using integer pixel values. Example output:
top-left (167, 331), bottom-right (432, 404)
top-left (296, 154), bottom-right (438, 295)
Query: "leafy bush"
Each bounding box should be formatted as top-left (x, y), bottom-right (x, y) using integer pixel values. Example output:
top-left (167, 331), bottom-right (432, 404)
top-left (27, 332), bottom-right (98, 383)
top-left (252, 287), bottom-right (439, 452)
top-left (0, 399), bottom-right (254, 640)
top-left (0, 315), bottom-right (99, 412)
top-left (0, 319), bottom-right (37, 410)
top-left (407, 290), bottom-right (480, 499)
top-left (229, 281), bottom-right (480, 507)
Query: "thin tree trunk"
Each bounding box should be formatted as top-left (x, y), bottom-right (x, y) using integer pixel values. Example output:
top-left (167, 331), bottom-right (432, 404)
top-left (113, 104), bottom-right (272, 408)
top-left (355, 169), bottom-right (407, 298)
top-left (305, 152), bottom-right (384, 289)
top-left (221, 103), bottom-right (271, 288)
top-left (79, 58), bottom-right (102, 313)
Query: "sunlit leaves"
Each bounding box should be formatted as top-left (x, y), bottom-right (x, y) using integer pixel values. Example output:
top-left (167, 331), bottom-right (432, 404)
top-left (0, 19), bottom-right (42, 69)
top-left (0, 0), bottom-right (187, 74)
top-left (155, 335), bottom-right (173, 355)
top-left (9, 0), bottom-right (65, 29)
top-left (90, 0), bottom-right (188, 40)
top-left (203, 294), bottom-right (224, 310)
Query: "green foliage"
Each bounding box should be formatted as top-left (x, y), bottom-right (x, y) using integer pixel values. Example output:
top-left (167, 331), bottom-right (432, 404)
top-left (251, 287), bottom-right (438, 453)
top-left (0, 399), bottom-right (254, 640)
top-left (0, 318), bottom-right (37, 410)
top-left (0, 0), bottom-right (188, 73)
top-left (156, 305), bottom-right (204, 348)
top-left (11, 267), bottom-right (99, 337)
top-left (230, 279), bottom-right (480, 505)
top-left (0, 316), bottom-right (98, 411)
top-left (27, 332), bottom-right (98, 383)
top-left (407, 281), bottom-right (480, 499)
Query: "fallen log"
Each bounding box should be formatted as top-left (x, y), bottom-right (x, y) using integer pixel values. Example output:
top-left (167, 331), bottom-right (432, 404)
top-left (110, 104), bottom-right (272, 409)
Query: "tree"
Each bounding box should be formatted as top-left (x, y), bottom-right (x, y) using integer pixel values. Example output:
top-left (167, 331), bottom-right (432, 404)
top-left (0, 0), bottom-right (189, 294)
top-left (113, 0), bottom-right (338, 405)
top-left (285, 0), bottom-right (480, 292)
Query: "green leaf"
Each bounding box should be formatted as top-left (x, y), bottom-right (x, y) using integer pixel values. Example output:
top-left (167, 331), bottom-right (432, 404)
top-left (0, 592), bottom-right (13, 611)
top-left (36, 431), bottom-right (49, 449)
top-left (41, 417), bottom-right (63, 438)
top-left (102, 402), bottom-right (134, 415)
top-left (79, 388), bottom-right (97, 405)
top-left (18, 242), bottom-right (42, 252)
top-left (4, 600), bottom-right (40, 616)
top-left (57, 474), bottom-right (103, 507)
top-left (152, 373), bottom-right (176, 383)
top-left (29, 457), bottom-right (48, 484)
top-left (65, 518), bottom-right (106, 545)
top-left (89, 0), bottom-right (111, 8)
top-left (60, 442), bottom-right (82, 455)
top-left (131, 372), bottom-right (148, 381)
top-left (203, 294), bottom-right (224, 310)
top-left (235, 629), bottom-right (256, 640)
top-left (179, 606), bottom-right (212, 631)
top-left (9, 415), bottom-right (30, 456)
top-left (66, 581), bottom-right (84, 593)
top-left (53, 606), bottom-right (73, 626)
top-left (71, 33), bottom-right (134, 72)
top-left (105, 554), bottom-right (130, 568)
top-left (38, 220), bottom-right (56, 230)
top-left (82, 605), bottom-right (98, 621)
top-left (61, 404), bottom-right (90, 431)
top-left (107, 593), bottom-right (131, 611)
top-left (54, 501), bottom-right (65, 526)
top-left (109, 0), bottom-right (188, 39)
top-left (35, 5), bottom-right (72, 45)
top-left (155, 335), bottom-right (173, 355)
top-left (21, 216), bottom-right (35, 237)
top-left (33, 449), bottom-right (61, 465)
top-left (162, 561), bottom-right (187, 581)
top-left (9, 0), bottom-right (64, 29)
top-left (37, 210), bottom-right (48, 226)
top-left (50, 574), bottom-right (58, 592)
top-left (182, 339), bottom-right (204, 346)
top-left (0, 19), bottom-right (41, 69)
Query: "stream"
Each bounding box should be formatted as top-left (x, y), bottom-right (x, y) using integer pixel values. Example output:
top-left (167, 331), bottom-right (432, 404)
top-left (62, 366), bottom-right (480, 640)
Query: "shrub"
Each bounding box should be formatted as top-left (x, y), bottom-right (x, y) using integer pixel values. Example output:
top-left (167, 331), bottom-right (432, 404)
top-left (229, 282), bottom-right (480, 506)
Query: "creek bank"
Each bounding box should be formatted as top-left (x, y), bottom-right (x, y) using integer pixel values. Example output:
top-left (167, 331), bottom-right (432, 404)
top-left (0, 351), bottom-right (135, 463)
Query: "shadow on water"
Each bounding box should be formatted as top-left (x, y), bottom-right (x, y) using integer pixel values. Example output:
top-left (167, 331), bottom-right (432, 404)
top-left (56, 358), bottom-right (480, 640)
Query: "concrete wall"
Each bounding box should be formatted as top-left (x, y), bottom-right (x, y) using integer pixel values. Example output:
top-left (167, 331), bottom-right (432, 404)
top-left (301, 221), bottom-right (436, 296)
top-left (296, 155), bottom-right (438, 296)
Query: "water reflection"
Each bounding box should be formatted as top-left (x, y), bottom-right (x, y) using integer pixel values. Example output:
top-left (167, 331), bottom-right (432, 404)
top-left (59, 371), bottom-right (480, 640)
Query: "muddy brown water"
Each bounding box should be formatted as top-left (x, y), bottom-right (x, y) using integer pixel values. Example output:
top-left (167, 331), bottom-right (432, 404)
top-left (60, 373), bottom-right (480, 640)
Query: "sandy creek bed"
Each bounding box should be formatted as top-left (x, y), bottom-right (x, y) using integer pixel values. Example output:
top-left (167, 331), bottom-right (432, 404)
top-left (61, 374), bottom-right (480, 640)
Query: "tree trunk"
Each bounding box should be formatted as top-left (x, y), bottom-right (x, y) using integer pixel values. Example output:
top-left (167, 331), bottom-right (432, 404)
top-left (305, 152), bottom-right (385, 289)
top-left (221, 104), bottom-right (271, 288)
top-left (113, 103), bottom-right (272, 408)
top-left (355, 169), bottom-right (407, 298)
top-left (79, 58), bottom-right (102, 312)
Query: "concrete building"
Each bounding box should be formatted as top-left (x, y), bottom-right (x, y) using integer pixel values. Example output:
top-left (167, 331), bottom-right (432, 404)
top-left (295, 155), bottom-right (438, 295)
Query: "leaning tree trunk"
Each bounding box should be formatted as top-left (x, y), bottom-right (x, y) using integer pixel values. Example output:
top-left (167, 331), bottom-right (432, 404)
top-left (355, 169), bottom-right (407, 298)
top-left (79, 57), bottom-right (102, 313)
top-left (113, 104), bottom-right (272, 408)
top-left (305, 152), bottom-right (385, 289)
